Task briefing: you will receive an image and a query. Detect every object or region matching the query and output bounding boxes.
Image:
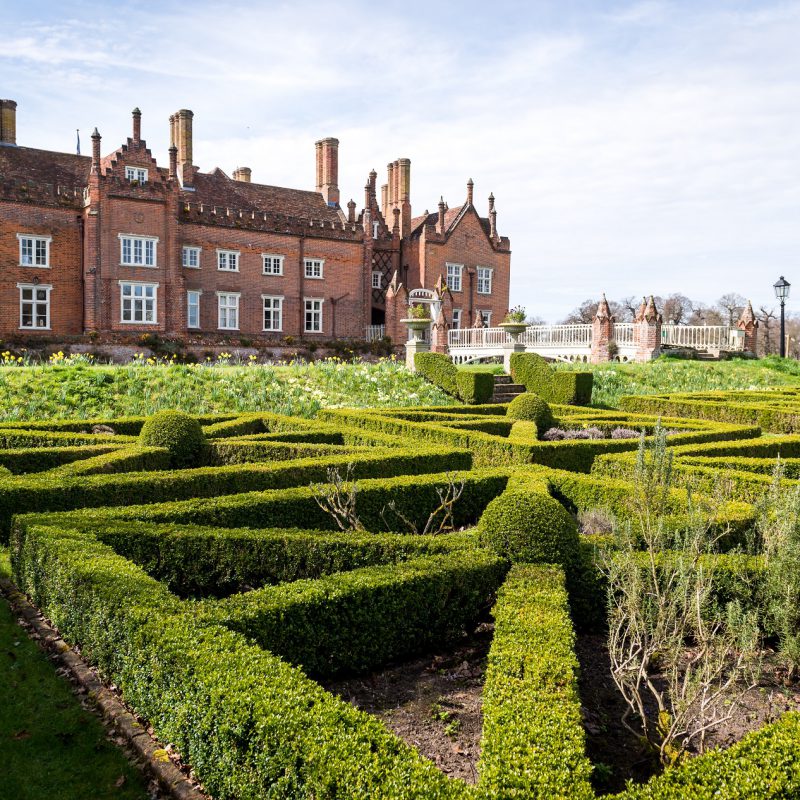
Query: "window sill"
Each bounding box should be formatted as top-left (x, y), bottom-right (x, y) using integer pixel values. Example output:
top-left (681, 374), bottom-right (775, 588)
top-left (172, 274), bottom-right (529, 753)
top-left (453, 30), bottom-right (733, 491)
top-left (120, 264), bottom-right (159, 269)
top-left (304, 275), bottom-right (324, 280)
top-left (217, 268), bottom-right (240, 273)
top-left (263, 272), bottom-right (285, 277)
top-left (19, 326), bottom-right (51, 331)
top-left (18, 264), bottom-right (50, 269)
top-left (263, 328), bottom-right (283, 333)
top-left (119, 320), bottom-right (158, 325)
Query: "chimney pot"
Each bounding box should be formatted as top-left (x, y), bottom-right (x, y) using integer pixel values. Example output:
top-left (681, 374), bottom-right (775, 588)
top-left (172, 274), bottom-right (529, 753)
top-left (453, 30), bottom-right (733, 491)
top-left (438, 197), bottom-right (446, 234)
top-left (233, 166), bottom-right (252, 183)
top-left (131, 107), bottom-right (141, 143)
top-left (315, 137), bottom-right (340, 206)
top-left (467, 178), bottom-right (474, 205)
top-left (0, 99), bottom-right (18, 146)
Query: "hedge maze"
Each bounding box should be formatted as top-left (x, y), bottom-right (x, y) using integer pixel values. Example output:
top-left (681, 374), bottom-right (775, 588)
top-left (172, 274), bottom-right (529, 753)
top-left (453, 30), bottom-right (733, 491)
top-left (4, 398), bottom-right (800, 799)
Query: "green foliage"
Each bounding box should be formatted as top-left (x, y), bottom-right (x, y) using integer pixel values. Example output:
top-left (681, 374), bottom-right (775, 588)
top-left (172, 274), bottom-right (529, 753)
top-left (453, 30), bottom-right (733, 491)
top-left (138, 410), bottom-right (206, 467)
top-left (206, 550), bottom-right (508, 677)
top-left (510, 352), bottom-right (593, 406)
top-left (455, 371), bottom-right (495, 404)
top-left (478, 564), bottom-right (594, 799)
top-left (414, 353), bottom-right (459, 396)
top-left (505, 392), bottom-right (554, 434)
top-left (478, 488), bottom-right (580, 567)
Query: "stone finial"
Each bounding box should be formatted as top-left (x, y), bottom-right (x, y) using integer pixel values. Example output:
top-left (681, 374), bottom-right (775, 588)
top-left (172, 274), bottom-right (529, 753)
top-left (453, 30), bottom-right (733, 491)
top-left (473, 312), bottom-right (485, 329)
top-left (91, 128), bottom-right (101, 173)
top-left (738, 300), bottom-right (757, 327)
top-left (488, 192), bottom-right (495, 213)
top-left (643, 295), bottom-right (660, 323)
top-left (347, 199), bottom-right (356, 223)
top-left (634, 297), bottom-right (647, 322)
top-left (596, 293), bottom-right (612, 321)
top-left (467, 178), bottom-right (474, 205)
top-left (438, 196), bottom-right (446, 234)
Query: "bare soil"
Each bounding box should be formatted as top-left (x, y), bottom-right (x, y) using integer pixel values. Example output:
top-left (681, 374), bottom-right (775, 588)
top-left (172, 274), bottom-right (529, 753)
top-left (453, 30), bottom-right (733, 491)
top-left (323, 623), bottom-right (493, 783)
top-left (576, 633), bottom-right (800, 795)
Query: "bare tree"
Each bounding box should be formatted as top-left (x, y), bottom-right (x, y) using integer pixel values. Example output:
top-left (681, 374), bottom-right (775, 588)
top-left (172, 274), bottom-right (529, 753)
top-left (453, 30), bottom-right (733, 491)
top-left (619, 296), bottom-right (640, 322)
top-left (561, 299), bottom-right (599, 324)
top-left (688, 303), bottom-right (725, 326)
top-left (716, 293), bottom-right (746, 326)
top-left (759, 306), bottom-right (777, 355)
top-left (311, 464), bottom-right (364, 531)
top-left (380, 473), bottom-right (466, 535)
top-left (660, 294), bottom-right (694, 325)
top-left (525, 315), bottom-right (547, 326)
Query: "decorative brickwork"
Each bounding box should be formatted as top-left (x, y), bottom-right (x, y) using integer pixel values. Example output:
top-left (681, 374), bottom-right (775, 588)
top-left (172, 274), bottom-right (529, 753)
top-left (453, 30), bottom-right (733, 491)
top-left (590, 293), bottom-right (614, 364)
top-left (0, 99), bottom-right (512, 346)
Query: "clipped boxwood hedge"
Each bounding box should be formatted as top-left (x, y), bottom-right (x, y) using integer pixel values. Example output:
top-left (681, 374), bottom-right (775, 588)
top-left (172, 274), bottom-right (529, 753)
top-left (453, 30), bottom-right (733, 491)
top-left (415, 352), bottom-right (459, 396)
top-left (510, 352), bottom-right (593, 406)
top-left (456, 371), bottom-right (495, 405)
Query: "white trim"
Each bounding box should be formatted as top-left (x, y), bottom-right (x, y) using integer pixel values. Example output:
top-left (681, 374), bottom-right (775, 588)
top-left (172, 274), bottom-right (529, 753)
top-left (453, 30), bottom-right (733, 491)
top-left (452, 308), bottom-right (462, 329)
top-left (304, 258), bottom-right (324, 279)
top-left (118, 233), bottom-right (159, 268)
top-left (446, 262), bottom-right (464, 293)
top-left (304, 297), bottom-right (324, 333)
top-left (217, 249), bottom-right (240, 272)
top-left (17, 233), bottom-right (52, 268)
top-left (17, 282), bottom-right (52, 330)
top-left (477, 266), bottom-right (493, 295)
top-left (261, 294), bottom-right (284, 332)
top-left (217, 291), bottom-right (241, 330)
top-left (119, 281), bottom-right (158, 325)
top-left (187, 290), bottom-right (201, 329)
top-left (262, 253), bottom-right (285, 276)
top-left (124, 166), bottom-right (148, 183)
top-left (371, 271), bottom-right (382, 289)
top-left (182, 245), bottom-right (202, 268)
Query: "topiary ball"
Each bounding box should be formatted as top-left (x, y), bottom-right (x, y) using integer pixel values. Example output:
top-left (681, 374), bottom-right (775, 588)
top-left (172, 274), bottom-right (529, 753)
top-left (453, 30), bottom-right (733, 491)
top-left (138, 410), bottom-right (206, 467)
top-left (478, 489), bottom-right (580, 566)
top-left (505, 392), bottom-right (554, 436)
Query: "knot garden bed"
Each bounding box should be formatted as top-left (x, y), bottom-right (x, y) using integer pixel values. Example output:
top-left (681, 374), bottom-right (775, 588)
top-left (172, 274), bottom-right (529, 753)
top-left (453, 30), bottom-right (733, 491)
top-left (3, 403), bottom-right (800, 799)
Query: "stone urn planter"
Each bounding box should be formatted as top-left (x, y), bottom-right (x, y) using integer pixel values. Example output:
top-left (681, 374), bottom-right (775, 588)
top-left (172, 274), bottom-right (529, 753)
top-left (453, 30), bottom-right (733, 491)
top-left (401, 317), bottom-right (432, 341)
top-left (498, 321), bottom-right (528, 342)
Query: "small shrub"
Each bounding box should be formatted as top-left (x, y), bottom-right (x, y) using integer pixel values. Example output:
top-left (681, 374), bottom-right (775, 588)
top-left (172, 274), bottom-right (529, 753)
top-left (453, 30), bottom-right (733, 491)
top-left (138, 410), bottom-right (206, 467)
top-left (611, 427), bottom-right (639, 439)
top-left (478, 489), bottom-right (580, 566)
top-left (455, 371), bottom-right (494, 404)
top-left (506, 392), bottom-right (554, 435)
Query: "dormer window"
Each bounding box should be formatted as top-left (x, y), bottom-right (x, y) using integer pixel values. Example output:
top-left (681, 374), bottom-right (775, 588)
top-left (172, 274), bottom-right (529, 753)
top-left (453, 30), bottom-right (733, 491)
top-left (125, 166), bottom-right (148, 184)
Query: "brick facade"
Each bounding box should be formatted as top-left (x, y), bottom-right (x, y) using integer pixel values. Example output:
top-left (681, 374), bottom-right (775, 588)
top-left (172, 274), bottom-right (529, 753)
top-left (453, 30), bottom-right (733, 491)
top-left (0, 100), bottom-right (512, 345)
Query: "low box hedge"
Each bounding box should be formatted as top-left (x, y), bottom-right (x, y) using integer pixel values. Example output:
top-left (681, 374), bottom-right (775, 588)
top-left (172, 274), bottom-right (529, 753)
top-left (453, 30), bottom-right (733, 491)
top-left (478, 564), bottom-right (594, 799)
top-left (205, 550), bottom-right (508, 677)
top-left (0, 443), bottom-right (122, 474)
top-left (415, 352), bottom-right (459, 396)
top-left (510, 352), bottom-right (593, 406)
top-left (456, 371), bottom-right (495, 405)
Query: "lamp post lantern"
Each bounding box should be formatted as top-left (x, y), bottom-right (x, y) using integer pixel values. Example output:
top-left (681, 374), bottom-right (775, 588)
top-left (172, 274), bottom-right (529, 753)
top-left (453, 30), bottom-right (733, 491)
top-left (774, 276), bottom-right (791, 357)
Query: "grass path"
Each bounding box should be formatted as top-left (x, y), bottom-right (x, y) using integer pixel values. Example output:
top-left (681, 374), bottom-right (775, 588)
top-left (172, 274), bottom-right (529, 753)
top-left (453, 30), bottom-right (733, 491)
top-left (0, 548), bottom-right (150, 800)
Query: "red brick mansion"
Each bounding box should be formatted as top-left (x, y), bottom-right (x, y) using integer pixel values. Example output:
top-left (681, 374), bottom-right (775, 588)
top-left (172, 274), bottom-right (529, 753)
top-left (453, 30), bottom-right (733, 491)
top-left (0, 99), bottom-right (511, 345)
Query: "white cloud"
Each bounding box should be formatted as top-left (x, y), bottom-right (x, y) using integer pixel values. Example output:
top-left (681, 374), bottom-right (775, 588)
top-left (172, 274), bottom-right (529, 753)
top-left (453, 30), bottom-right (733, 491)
top-left (2, 0), bottom-right (799, 321)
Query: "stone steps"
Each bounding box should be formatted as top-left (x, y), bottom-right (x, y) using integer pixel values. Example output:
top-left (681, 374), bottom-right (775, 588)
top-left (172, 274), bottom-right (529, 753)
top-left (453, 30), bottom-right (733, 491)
top-left (491, 374), bottom-right (526, 404)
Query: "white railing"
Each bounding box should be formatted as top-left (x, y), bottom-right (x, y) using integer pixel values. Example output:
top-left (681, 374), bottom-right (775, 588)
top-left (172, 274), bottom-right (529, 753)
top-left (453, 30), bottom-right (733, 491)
top-left (521, 324), bottom-right (592, 347)
top-left (661, 325), bottom-right (744, 352)
top-left (611, 323), bottom-right (635, 346)
top-left (365, 325), bottom-right (386, 342)
top-left (448, 327), bottom-right (510, 348)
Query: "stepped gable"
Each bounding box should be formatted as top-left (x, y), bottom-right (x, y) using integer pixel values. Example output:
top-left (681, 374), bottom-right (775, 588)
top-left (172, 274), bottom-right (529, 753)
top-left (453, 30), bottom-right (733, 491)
top-left (409, 204), bottom-right (467, 236)
top-left (191, 168), bottom-right (344, 225)
top-left (0, 145), bottom-right (91, 187)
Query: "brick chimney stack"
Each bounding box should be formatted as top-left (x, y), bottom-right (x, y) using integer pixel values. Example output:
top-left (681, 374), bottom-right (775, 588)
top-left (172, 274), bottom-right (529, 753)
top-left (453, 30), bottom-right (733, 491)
top-left (315, 137), bottom-right (340, 207)
top-left (131, 107), bottom-right (141, 144)
top-left (347, 199), bottom-right (356, 223)
top-left (232, 167), bottom-right (252, 183)
top-left (438, 197), bottom-right (446, 234)
top-left (489, 193), bottom-right (497, 239)
top-left (168, 145), bottom-right (177, 179)
top-left (91, 128), bottom-right (101, 173)
top-left (467, 178), bottom-right (474, 205)
top-left (171, 109), bottom-right (194, 187)
top-left (397, 158), bottom-right (411, 236)
top-left (0, 99), bottom-right (17, 145)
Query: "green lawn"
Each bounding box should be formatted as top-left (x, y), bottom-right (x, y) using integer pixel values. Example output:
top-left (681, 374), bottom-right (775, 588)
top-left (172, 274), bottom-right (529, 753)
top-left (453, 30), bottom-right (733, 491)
top-left (0, 358), bottom-right (453, 421)
top-left (556, 356), bottom-right (800, 407)
top-left (1, 548), bottom-right (150, 800)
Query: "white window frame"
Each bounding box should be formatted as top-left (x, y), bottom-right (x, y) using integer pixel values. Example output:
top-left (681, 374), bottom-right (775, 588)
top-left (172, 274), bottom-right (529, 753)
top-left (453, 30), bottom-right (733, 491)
top-left (371, 271), bottom-right (382, 289)
top-left (187, 290), bottom-right (201, 329)
top-left (446, 262), bottom-right (463, 293)
top-left (262, 295), bottom-right (284, 332)
top-left (304, 298), bottom-right (323, 333)
top-left (217, 249), bottom-right (240, 272)
top-left (477, 266), bottom-right (493, 295)
top-left (124, 166), bottom-right (148, 183)
top-left (17, 283), bottom-right (52, 330)
top-left (480, 310), bottom-right (492, 327)
top-left (304, 258), bottom-right (324, 280)
top-left (452, 308), bottom-right (462, 330)
top-left (182, 246), bottom-right (201, 268)
top-left (119, 234), bottom-right (158, 268)
top-left (217, 292), bottom-right (240, 330)
top-left (262, 254), bottom-right (285, 276)
top-left (17, 234), bottom-right (51, 268)
top-left (118, 281), bottom-right (158, 324)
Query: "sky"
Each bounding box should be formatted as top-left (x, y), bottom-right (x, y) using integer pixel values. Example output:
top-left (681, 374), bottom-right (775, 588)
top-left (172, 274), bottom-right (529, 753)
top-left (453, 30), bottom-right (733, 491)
top-left (3, 0), bottom-right (799, 322)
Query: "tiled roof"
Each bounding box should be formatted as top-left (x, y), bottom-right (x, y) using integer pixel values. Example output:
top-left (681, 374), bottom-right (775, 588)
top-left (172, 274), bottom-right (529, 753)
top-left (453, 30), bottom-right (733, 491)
top-left (191, 168), bottom-right (343, 223)
top-left (0, 145), bottom-right (91, 188)
top-left (409, 202), bottom-right (492, 238)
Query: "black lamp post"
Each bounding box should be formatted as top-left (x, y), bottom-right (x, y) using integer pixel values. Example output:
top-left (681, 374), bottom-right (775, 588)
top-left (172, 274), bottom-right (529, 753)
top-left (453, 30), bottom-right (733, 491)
top-left (774, 276), bottom-right (791, 357)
